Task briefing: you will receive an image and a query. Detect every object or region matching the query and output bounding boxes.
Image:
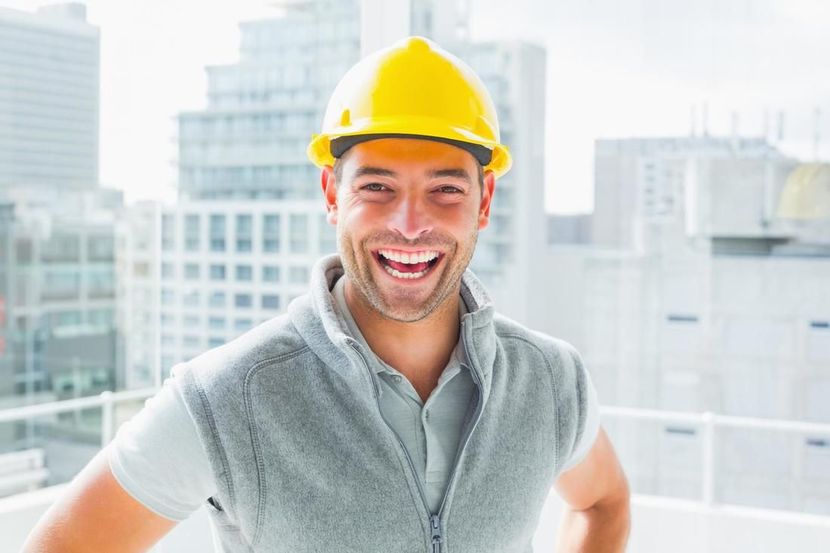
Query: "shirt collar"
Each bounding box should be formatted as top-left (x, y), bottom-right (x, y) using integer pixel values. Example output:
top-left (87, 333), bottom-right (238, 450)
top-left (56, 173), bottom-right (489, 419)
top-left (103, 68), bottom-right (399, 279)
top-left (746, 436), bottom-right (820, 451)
top-left (331, 274), bottom-right (468, 376)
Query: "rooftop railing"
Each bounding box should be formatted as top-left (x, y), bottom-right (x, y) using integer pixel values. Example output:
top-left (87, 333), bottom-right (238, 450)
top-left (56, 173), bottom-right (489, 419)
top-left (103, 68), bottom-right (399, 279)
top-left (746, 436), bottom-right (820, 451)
top-left (0, 389), bottom-right (828, 518)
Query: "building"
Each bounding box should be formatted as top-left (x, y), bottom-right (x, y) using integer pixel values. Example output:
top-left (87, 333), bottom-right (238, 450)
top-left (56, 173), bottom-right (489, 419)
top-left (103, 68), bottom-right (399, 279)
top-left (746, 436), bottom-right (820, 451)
top-left (115, 201), bottom-right (161, 390)
top-left (0, 5), bottom-right (120, 495)
top-left (155, 199), bottom-right (334, 371)
top-left (453, 41), bottom-right (547, 325)
top-left (0, 3), bottom-right (99, 193)
top-left (536, 136), bottom-right (830, 515)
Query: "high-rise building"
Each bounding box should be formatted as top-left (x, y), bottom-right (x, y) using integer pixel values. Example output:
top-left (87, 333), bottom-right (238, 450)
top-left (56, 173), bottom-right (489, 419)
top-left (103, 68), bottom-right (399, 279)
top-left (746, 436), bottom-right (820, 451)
top-left (0, 3), bottom-right (100, 193)
top-left (0, 4), bottom-right (121, 409)
top-left (455, 41), bottom-right (546, 325)
top-left (537, 135), bottom-right (830, 515)
top-left (177, 0), bottom-right (360, 201)
top-left (0, 8), bottom-right (123, 495)
top-left (155, 200), bottom-right (333, 371)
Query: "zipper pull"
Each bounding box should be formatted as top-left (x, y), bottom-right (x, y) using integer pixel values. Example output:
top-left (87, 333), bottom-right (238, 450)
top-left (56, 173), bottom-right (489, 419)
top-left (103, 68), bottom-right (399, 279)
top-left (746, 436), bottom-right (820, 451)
top-left (430, 514), bottom-right (442, 553)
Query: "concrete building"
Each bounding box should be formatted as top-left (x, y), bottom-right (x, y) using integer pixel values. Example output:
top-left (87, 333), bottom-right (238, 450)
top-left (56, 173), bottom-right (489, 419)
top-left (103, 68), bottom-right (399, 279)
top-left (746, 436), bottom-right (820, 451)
top-left (0, 4), bottom-right (120, 409)
top-left (453, 41), bottom-right (547, 325)
top-left (156, 199), bottom-right (334, 370)
top-left (536, 136), bottom-right (830, 515)
top-left (115, 201), bottom-right (161, 390)
top-left (0, 3), bottom-right (99, 192)
top-left (177, 0), bottom-right (360, 201)
top-left (0, 6), bottom-right (123, 496)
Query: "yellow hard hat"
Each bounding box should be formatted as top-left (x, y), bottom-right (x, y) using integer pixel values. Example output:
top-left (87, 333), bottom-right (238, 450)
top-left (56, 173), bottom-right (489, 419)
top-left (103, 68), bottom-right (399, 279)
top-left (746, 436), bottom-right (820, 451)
top-left (307, 36), bottom-right (512, 178)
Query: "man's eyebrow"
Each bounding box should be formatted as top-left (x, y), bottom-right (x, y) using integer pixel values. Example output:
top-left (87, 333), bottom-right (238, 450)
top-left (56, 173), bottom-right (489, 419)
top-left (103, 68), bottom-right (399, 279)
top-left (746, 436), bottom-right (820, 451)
top-left (352, 166), bottom-right (398, 179)
top-left (428, 168), bottom-right (472, 183)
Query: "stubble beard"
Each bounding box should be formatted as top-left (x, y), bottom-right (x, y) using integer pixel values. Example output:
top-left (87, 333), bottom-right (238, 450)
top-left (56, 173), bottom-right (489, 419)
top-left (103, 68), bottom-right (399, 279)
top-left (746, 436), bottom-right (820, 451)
top-left (338, 226), bottom-right (478, 323)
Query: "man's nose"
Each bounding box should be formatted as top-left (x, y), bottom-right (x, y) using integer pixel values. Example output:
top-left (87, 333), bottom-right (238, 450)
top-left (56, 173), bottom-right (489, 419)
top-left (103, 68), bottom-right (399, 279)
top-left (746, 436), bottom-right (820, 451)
top-left (386, 194), bottom-right (433, 241)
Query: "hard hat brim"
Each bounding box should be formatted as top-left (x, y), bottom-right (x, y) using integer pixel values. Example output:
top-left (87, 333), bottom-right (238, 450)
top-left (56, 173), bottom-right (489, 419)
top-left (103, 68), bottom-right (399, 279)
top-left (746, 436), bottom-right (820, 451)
top-left (308, 119), bottom-right (512, 178)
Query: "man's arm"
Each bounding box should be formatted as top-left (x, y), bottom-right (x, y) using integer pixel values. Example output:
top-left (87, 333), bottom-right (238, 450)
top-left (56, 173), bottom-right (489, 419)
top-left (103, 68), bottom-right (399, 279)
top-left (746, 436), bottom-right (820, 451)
top-left (21, 446), bottom-right (179, 553)
top-left (553, 425), bottom-right (631, 553)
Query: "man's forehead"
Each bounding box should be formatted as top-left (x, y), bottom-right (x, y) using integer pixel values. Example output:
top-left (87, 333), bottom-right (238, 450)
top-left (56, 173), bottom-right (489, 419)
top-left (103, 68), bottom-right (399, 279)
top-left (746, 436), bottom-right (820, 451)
top-left (340, 138), bottom-right (479, 177)
top-left (351, 165), bottom-right (474, 184)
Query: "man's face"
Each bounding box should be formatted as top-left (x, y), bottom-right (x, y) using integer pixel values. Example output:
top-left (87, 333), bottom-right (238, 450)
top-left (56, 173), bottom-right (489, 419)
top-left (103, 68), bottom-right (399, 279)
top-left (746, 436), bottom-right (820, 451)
top-left (321, 138), bottom-right (495, 323)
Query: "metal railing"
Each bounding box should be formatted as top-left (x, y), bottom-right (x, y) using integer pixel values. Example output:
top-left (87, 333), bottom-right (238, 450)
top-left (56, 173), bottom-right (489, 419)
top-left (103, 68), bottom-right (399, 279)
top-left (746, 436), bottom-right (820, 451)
top-left (0, 388), bottom-right (158, 448)
top-left (0, 390), bottom-right (828, 516)
top-left (600, 405), bottom-right (830, 509)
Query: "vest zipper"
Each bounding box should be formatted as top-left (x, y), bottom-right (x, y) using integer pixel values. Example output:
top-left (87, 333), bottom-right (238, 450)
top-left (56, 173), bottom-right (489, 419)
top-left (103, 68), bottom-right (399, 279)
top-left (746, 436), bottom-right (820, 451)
top-left (347, 317), bottom-right (485, 553)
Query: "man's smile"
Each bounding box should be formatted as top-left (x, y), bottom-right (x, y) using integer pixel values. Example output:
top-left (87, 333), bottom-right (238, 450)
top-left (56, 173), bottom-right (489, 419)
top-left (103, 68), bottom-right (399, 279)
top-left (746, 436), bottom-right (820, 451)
top-left (371, 248), bottom-right (445, 281)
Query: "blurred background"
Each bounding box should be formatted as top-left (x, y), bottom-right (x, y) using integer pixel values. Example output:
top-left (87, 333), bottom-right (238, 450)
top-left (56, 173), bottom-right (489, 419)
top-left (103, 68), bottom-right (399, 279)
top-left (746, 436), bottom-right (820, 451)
top-left (0, 0), bottom-right (828, 551)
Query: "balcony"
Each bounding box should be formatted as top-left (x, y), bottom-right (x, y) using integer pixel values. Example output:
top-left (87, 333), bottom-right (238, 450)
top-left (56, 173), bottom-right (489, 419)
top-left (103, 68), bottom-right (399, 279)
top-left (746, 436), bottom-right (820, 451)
top-left (0, 391), bottom-right (828, 552)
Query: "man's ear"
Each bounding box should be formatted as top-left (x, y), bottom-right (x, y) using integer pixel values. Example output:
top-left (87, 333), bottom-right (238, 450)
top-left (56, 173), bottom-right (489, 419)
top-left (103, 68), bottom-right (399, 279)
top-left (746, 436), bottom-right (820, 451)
top-left (477, 171), bottom-right (496, 230)
top-left (321, 166), bottom-right (338, 226)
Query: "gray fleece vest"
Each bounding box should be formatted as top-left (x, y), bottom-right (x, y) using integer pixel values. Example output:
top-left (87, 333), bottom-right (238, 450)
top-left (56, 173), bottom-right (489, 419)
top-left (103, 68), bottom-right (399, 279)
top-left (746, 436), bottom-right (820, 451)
top-left (174, 254), bottom-right (590, 553)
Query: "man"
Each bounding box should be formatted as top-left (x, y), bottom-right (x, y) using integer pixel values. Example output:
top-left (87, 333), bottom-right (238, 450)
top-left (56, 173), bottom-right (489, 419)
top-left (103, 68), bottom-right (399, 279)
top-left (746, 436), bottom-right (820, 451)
top-left (23, 36), bottom-right (629, 552)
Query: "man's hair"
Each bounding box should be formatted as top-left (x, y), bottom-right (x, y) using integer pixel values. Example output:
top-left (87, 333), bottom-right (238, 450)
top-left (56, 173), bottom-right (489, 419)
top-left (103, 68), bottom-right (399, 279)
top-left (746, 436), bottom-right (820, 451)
top-left (332, 154), bottom-right (485, 194)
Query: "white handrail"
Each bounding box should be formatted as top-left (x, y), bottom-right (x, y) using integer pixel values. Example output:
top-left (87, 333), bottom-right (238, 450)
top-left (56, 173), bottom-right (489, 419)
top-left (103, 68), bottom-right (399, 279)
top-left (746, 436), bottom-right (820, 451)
top-left (599, 405), bottom-right (830, 509)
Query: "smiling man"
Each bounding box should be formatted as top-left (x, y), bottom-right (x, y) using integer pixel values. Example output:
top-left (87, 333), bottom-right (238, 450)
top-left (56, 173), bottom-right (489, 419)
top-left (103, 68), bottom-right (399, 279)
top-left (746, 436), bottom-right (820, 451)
top-left (23, 36), bottom-right (629, 553)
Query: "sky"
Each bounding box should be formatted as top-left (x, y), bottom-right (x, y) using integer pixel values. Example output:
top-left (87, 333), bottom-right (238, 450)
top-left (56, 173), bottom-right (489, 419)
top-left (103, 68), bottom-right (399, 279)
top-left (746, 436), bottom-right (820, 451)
top-left (3, 0), bottom-right (830, 213)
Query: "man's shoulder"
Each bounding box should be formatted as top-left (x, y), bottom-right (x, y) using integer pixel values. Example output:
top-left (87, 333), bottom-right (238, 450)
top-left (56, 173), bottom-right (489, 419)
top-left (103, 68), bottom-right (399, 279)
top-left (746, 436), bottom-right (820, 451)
top-left (171, 311), bottom-right (312, 391)
top-left (492, 311), bottom-right (582, 367)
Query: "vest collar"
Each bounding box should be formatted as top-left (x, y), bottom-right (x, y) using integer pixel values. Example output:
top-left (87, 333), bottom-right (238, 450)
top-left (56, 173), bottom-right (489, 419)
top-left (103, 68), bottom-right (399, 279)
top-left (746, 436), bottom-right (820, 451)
top-left (288, 253), bottom-right (498, 395)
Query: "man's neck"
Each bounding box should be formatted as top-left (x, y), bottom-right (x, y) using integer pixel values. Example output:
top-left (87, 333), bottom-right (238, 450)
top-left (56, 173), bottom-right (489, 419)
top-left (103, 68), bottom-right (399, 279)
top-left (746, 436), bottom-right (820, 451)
top-left (343, 276), bottom-right (461, 383)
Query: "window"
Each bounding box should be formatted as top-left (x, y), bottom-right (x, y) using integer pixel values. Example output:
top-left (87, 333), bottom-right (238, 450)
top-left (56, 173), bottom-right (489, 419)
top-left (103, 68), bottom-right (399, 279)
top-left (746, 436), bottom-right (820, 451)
top-left (183, 315), bottom-right (200, 327)
top-left (184, 263), bottom-right (200, 280)
top-left (87, 309), bottom-right (113, 327)
top-left (209, 316), bottom-right (225, 330)
top-left (262, 265), bottom-right (280, 282)
top-left (162, 214), bottom-right (175, 251)
top-left (236, 214), bottom-right (253, 252)
top-left (289, 266), bottom-right (308, 284)
top-left (209, 291), bottom-right (226, 308)
top-left (234, 318), bottom-right (253, 331)
top-left (183, 335), bottom-right (200, 348)
top-left (161, 313), bottom-right (175, 326)
top-left (263, 214), bottom-right (281, 252)
top-left (262, 294), bottom-right (281, 310)
top-left (234, 293), bottom-right (252, 308)
top-left (183, 290), bottom-right (200, 307)
top-left (184, 214), bottom-right (200, 251)
top-left (235, 264), bottom-right (253, 281)
top-left (289, 214), bottom-right (309, 253)
top-left (88, 235), bottom-right (115, 261)
top-left (318, 213), bottom-right (336, 253)
top-left (161, 288), bottom-right (175, 305)
top-left (210, 214), bottom-right (226, 251)
top-left (208, 337), bottom-right (225, 348)
top-left (161, 262), bottom-right (174, 279)
top-left (210, 264), bottom-right (226, 280)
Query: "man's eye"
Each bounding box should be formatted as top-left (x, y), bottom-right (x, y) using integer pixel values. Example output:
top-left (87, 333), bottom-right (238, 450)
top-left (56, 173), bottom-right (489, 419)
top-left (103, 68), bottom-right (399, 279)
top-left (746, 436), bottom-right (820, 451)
top-left (361, 183), bottom-right (388, 192)
top-left (438, 185), bottom-right (463, 194)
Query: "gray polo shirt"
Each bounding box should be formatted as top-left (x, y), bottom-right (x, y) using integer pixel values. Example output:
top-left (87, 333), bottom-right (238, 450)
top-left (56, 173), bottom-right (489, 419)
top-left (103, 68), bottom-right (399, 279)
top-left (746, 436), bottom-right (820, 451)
top-left (331, 275), bottom-right (476, 513)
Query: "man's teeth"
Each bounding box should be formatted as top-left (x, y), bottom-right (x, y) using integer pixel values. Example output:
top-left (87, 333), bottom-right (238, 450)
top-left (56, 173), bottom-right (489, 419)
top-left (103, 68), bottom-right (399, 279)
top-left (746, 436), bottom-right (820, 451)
top-left (383, 265), bottom-right (429, 279)
top-left (377, 249), bottom-right (440, 264)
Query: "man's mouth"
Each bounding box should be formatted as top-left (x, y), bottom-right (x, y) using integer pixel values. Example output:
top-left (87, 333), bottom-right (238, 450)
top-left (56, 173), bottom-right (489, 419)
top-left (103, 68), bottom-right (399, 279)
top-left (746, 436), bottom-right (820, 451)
top-left (373, 248), bottom-right (443, 280)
